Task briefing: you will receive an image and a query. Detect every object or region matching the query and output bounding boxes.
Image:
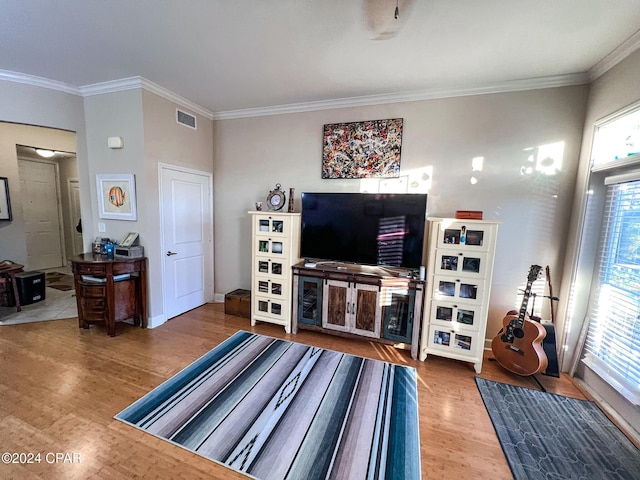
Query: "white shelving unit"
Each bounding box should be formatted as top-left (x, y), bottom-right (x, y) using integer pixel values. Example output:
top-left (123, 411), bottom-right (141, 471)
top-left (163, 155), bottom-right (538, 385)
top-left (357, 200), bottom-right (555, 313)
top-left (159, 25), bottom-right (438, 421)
top-left (249, 211), bottom-right (301, 333)
top-left (420, 218), bottom-right (500, 373)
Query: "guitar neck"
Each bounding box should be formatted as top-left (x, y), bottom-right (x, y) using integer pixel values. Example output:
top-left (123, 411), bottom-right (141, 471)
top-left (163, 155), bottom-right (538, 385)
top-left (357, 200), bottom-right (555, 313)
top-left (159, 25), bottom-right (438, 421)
top-left (516, 281), bottom-right (534, 326)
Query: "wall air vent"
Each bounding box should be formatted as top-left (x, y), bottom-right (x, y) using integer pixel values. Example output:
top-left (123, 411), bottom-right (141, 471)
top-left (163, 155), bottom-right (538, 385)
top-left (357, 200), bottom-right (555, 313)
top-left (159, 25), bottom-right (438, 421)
top-left (176, 109), bottom-right (197, 130)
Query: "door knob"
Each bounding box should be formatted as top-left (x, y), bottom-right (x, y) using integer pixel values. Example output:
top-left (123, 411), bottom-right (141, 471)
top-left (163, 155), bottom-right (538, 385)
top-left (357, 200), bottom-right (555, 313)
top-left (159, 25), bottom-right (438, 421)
top-left (166, 251), bottom-right (177, 256)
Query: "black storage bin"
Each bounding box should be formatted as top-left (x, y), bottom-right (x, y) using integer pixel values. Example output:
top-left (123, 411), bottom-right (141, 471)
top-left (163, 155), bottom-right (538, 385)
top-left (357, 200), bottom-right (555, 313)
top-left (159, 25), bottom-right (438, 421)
top-left (15, 271), bottom-right (46, 305)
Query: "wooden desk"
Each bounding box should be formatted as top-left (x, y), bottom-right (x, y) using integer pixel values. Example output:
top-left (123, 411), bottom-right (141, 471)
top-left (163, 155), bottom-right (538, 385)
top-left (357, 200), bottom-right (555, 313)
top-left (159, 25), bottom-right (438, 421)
top-left (0, 262), bottom-right (24, 312)
top-left (71, 254), bottom-right (147, 336)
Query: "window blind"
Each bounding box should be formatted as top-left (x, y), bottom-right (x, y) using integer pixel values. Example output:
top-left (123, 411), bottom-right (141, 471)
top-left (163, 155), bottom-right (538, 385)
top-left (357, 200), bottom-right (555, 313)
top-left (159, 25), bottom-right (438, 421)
top-left (583, 179), bottom-right (640, 405)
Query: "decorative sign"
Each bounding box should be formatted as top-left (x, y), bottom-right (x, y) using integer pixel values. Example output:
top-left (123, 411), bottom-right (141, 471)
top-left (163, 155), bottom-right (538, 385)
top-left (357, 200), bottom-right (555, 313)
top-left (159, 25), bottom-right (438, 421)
top-left (322, 118), bottom-right (403, 179)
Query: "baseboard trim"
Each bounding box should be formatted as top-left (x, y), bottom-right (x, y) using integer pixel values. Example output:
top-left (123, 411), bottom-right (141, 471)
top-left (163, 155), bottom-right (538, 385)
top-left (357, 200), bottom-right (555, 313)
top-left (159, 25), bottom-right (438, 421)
top-left (213, 293), bottom-right (225, 303)
top-left (146, 314), bottom-right (167, 329)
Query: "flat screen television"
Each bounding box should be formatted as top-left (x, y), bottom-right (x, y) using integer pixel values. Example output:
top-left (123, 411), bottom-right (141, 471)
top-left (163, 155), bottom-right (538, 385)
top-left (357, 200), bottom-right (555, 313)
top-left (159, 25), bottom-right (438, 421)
top-left (300, 192), bottom-right (428, 269)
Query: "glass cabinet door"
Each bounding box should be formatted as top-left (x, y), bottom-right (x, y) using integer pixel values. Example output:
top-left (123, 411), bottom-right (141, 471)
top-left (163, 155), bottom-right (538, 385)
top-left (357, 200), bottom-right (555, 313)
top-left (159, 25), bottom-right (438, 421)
top-left (382, 287), bottom-right (415, 343)
top-left (432, 275), bottom-right (485, 305)
top-left (427, 325), bottom-right (482, 356)
top-left (257, 259), bottom-right (285, 277)
top-left (430, 301), bottom-right (484, 332)
top-left (257, 238), bottom-right (288, 256)
top-left (256, 278), bottom-right (285, 297)
top-left (297, 276), bottom-right (323, 326)
top-left (435, 250), bottom-right (488, 278)
top-left (255, 216), bottom-right (289, 237)
top-left (256, 298), bottom-right (284, 318)
top-left (436, 223), bottom-right (493, 252)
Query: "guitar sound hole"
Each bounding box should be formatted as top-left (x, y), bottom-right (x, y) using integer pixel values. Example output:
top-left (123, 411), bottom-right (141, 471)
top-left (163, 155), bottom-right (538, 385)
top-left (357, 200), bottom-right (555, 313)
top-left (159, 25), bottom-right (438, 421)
top-left (513, 328), bottom-right (525, 338)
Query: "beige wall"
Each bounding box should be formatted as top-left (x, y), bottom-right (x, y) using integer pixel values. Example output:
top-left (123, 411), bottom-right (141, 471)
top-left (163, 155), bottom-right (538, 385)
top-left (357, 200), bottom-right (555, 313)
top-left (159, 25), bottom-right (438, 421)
top-left (83, 89), bottom-right (214, 324)
top-left (0, 81), bottom-right (89, 259)
top-left (141, 91), bottom-right (214, 324)
top-left (0, 76), bottom-right (591, 348)
top-left (83, 89), bottom-right (145, 246)
top-left (213, 85), bottom-right (589, 343)
top-left (0, 123), bottom-right (77, 266)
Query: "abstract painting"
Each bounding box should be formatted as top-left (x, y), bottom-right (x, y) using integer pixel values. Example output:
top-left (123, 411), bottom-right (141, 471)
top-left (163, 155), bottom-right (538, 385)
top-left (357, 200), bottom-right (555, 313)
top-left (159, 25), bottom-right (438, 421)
top-left (322, 118), bottom-right (403, 179)
top-left (96, 173), bottom-right (137, 221)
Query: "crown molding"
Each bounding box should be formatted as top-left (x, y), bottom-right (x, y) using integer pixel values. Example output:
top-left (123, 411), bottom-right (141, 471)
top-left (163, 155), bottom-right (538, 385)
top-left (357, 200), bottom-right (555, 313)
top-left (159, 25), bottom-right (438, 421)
top-left (80, 76), bottom-right (214, 119)
top-left (589, 28), bottom-right (640, 81)
top-left (0, 64), bottom-right (622, 122)
top-left (0, 69), bottom-right (81, 95)
top-left (212, 72), bottom-right (591, 120)
top-left (79, 76), bottom-right (142, 96)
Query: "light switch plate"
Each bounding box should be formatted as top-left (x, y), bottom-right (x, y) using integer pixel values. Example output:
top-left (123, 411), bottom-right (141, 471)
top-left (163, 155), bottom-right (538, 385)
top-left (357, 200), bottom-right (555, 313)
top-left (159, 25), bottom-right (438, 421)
top-left (98, 223), bottom-right (106, 233)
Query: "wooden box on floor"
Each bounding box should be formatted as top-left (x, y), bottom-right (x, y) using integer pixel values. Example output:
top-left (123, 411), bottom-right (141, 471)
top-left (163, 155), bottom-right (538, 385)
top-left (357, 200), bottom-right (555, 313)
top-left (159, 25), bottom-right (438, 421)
top-left (224, 289), bottom-right (251, 319)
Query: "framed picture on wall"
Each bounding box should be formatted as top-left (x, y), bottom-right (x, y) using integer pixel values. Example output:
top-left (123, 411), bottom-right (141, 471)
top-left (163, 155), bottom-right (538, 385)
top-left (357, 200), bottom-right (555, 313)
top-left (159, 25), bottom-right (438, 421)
top-left (322, 118), bottom-right (403, 179)
top-left (96, 173), bottom-right (137, 221)
top-left (0, 177), bottom-right (12, 221)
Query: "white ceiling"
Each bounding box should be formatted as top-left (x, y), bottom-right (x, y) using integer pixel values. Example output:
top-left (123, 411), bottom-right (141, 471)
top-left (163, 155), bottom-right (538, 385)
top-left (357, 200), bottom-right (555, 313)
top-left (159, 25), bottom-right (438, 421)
top-left (1, 0), bottom-right (640, 117)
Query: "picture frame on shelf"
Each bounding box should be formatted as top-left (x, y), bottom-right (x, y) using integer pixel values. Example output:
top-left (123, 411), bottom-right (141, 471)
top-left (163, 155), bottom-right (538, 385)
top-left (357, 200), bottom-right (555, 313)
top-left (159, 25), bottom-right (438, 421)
top-left (119, 232), bottom-right (139, 247)
top-left (96, 173), bottom-right (137, 221)
top-left (0, 177), bottom-right (12, 221)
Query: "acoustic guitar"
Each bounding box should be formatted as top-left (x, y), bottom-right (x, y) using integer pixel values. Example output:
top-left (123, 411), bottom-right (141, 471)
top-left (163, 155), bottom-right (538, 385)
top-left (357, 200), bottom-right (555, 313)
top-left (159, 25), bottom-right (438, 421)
top-left (492, 265), bottom-right (548, 376)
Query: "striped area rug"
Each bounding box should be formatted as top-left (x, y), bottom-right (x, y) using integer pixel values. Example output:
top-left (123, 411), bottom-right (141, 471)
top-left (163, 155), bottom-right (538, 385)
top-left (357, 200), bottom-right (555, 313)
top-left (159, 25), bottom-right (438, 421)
top-left (116, 331), bottom-right (421, 479)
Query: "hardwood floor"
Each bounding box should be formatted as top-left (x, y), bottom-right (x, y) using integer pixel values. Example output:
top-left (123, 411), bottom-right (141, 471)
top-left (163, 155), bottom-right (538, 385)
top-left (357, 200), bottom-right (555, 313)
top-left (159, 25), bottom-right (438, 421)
top-left (0, 303), bottom-right (589, 479)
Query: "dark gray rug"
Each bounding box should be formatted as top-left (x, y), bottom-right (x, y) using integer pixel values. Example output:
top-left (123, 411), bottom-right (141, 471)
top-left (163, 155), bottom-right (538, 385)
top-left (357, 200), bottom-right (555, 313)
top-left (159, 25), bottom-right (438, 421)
top-left (476, 377), bottom-right (640, 480)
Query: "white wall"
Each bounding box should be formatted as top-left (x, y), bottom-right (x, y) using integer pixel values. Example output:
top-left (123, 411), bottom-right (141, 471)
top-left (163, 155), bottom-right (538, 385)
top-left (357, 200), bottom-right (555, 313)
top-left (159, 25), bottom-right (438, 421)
top-left (213, 85), bottom-right (589, 342)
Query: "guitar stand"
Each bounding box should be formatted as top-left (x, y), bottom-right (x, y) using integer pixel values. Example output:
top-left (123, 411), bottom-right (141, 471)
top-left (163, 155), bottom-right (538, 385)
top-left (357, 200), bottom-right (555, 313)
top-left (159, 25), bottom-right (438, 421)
top-left (488, 358), bottom-right (547, 391)
top-left (530, 375), bottom-right (546, 392)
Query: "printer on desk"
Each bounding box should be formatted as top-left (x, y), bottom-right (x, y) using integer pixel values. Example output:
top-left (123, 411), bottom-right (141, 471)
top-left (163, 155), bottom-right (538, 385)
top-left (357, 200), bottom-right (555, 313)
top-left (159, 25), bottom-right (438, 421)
top-left (114, 232), bottom-right (144, 258)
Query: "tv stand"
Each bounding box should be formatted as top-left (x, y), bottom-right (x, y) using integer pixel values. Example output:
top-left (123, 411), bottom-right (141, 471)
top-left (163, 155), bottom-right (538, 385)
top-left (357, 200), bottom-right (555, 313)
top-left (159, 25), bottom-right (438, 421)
top-left (292, 261), bottom-right (425, 358)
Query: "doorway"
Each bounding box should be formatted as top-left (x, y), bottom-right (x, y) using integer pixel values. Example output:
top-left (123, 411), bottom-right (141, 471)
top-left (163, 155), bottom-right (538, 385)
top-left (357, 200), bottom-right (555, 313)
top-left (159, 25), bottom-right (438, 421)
top-left (159, 164), bottom-right (214, 320)
top-left (16, 145), bottom-right (79, 270)
top-left (18, 158), bottom-right (64, 270)
top-left (67, 179), bottom-right (83, 256)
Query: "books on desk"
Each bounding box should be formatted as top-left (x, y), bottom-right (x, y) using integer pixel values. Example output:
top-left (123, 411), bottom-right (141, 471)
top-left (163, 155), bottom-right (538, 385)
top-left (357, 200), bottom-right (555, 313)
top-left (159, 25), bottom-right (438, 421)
top-left (81, 274), bottom-right (131, 283)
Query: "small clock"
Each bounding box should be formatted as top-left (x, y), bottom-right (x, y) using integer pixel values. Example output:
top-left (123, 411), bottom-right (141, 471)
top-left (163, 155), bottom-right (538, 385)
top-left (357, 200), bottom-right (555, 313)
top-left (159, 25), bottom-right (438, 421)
top-left (266, 183), bottom-right (286, 211)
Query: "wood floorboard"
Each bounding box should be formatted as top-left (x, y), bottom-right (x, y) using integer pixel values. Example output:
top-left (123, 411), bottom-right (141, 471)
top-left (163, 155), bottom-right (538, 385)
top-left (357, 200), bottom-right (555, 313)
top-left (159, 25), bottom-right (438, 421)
top-left (0, 303), bottom-right (590, 479)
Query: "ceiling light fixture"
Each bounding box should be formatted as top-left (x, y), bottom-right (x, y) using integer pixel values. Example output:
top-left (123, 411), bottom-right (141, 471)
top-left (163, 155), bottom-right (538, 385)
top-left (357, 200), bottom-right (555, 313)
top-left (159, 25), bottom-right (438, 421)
top-left (35, 149), bottom-right (55, 158)
top-left (394, 0), bottom-right (399, 19)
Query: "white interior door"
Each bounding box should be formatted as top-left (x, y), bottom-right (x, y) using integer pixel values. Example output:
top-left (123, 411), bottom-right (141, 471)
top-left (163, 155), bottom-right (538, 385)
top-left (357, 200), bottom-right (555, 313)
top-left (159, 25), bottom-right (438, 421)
top-left (18, 159), bottom-right (64, 270)
top-left (160, 165), bottom-right (213, 319)
top-left (68, 179), bottom-right (83, 256)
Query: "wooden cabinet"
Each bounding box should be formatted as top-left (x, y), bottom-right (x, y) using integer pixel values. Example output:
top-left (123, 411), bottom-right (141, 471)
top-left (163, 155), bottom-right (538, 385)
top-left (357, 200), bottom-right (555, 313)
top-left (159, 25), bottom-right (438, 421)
top-left (249, 211), bottom-right (301, 333)
top-left (420, 218), bottom-right (500, 373)
top-left (0, 262), bottom-right (24, 311)
top-left (293, 263), bottom-right (424, 358)
top-left (71, 254), bottom-right (147, 336)
top-left (323, 279), bottom-right (381, 338)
